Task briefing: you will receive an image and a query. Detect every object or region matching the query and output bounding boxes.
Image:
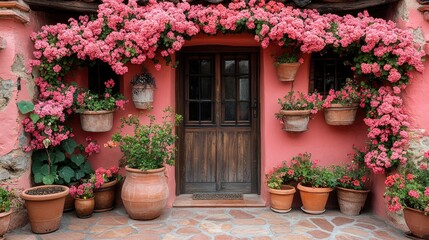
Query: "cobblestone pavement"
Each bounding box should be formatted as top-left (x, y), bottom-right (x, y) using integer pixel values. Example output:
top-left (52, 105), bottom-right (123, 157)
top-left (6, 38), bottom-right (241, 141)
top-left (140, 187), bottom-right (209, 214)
top-left (5, 207), bottom-right (408, 240)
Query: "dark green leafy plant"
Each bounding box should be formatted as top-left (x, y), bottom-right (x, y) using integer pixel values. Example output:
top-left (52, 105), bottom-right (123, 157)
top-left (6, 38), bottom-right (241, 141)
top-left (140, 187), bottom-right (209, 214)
top-left (131, 71), bottom-right (156, 89)
top-left (266, 161), bottom-right (295, 189)
top-left (0, 187), bottom-right (11, 213)
top-left (274, 49), bottom-right (300, 65)
top-left (291, 152), bottom-right (337, 188)
top-left (111, 107), bottom-right (182, 171)
top-left (334, 149), bottom-right (370, 190)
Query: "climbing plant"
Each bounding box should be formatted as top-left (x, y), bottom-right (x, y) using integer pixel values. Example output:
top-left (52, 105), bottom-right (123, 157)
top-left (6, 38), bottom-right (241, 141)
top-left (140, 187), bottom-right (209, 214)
top-left (25, 0), bottom-right (424, 174)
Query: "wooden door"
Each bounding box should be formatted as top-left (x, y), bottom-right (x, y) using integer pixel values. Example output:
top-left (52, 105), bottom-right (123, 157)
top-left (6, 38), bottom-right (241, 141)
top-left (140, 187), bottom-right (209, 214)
top-left (177, 47), bottom-right (259, 194)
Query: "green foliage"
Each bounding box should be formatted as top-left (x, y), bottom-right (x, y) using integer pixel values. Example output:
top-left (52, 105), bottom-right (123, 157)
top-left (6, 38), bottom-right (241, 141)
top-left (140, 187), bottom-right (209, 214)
top-left (17, 101), bottom-right (34, 114)
top-left (111, 107), bottom-right (182, 171)
top-left (130, 71), bottom-right (156, 88)
top-left (0, 187), bottom-right (11, 213)
top-left (31, 138), bottom-right (93, 185)
top-left (290, 153), bottom-right (337, 188)
top-left (266, 161), bottom-right (295, 189)
top-left (274, 49), bottom-right (300, 65)
top-left (334, 149), bottom-right (370, 190)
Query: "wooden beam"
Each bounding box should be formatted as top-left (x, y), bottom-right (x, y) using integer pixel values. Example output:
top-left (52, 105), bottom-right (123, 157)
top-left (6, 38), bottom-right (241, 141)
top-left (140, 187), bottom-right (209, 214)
top-left (23, 0), bottom-right (98, 14)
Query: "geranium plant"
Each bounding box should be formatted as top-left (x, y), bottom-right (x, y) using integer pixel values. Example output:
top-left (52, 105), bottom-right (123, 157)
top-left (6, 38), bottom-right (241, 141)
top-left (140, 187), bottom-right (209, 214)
top-left (76, 79), bottom-right (126, 112)
top-left (0, 187), bottom-right (11, 213)
top-left (277, 91), bottom-right (323, 114)
top-left (274, 49), bottom-right (303, 65)
top-left (91, 166), bottom-right (122, 188)
top-left (290, 152), bottom-right (337, 188)
top-left (385, 151), bottom-right (429, 213)
top-left (69, 182), bottom-right (94, 199)
top-left (323, 79), bottom-right (361, 108)
top-left (266, 161), bottom-right (295, 189)
top-left (334, 149), bottom-right (370, 190)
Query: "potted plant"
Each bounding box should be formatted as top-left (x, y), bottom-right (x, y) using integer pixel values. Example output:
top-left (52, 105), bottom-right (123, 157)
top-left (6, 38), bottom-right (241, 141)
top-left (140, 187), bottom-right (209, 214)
top-left (291, 153), bottom-right (336, 214)
top-left (109, 107), bottom-right (182, 220)
top-left (274, 49), bottom-right (302, 82)
top-left (69, 182), bottom-right (95, 218)
top-left (0, 187), bottom-right (12, 238)
top-left (334, 149), bottom-right (371, 216)
top-left (385, 150), bottom-right (429, 238)
top-left (131, 70), bottom-right (156, 110)
top-left (322, 79), bottom-right (361, 125)
top-left (76, 79), bottom-right (126, 132)
top-left (266, 161), bottom-right (296, 213)
top-left (90, 166), bottom-right (122, 212)
top-left (276, 91), bottom-right (323, 132)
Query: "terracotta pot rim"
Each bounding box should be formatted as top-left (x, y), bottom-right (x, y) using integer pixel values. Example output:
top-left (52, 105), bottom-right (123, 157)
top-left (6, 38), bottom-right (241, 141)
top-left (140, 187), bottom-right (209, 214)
top-left (97, 179), bottom-right (118, 190)
top-left (327, 103), bottom-right (359, 108)
top-left (81, 110), bottom-right (115, 114)
top-left (268, 185), bottom-right (296, 195)
top-left (276, 62), bottom-right (301, 67)
top-left (74, 197), bottom-right (95, 201)
top-left (21, 185), bottom-right (69, 201)
top-left (0, 209), bottom-right (12, 218)
top-left (404, 207), bottom-right (426, 214)
top-left (297, 182), bottom-right (333, 193)
top-left (336, 187), bottom-right (370, 193)
top-left (279, 109), bottom-right (311, 116)
top-left (125, 165), bottom-right (166, 174)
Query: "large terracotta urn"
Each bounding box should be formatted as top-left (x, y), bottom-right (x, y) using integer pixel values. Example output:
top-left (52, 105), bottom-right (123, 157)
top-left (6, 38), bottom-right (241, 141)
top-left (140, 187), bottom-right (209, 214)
top-left (80, 110), bottom-right (114, 132)
top-left (121, 166), bottom-right (168, 220)
top-left (297, 183), bottom-right (333, 214)
top-left (20, 185), bottom-right (69, 233)
top-left (336, 187), bottom-right (370, 216)
top-left (94, 179), bottom-right (117, 212)
top-left (403, 207), bottom-right (429, 239)
top-left (279, 110), bottom-right (311, 132)
top-left (268, 185), bottom-right (296, 213)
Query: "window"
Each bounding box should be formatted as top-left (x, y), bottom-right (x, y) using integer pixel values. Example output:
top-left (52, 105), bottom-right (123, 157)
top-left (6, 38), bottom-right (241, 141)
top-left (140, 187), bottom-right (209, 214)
top-left (309, 52), bottom-right (353, 95)
top-left (88, 61), bottom-right (120, 94)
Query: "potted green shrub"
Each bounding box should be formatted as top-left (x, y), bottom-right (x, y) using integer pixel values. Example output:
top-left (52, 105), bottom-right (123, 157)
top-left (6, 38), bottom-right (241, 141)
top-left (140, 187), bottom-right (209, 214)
top-left (131, 70), bottom-right (156, 110)
top-left (291, 153), bottom-right (337, 214)
top-left (0, 187), bottom-right (12, 238)
top-left (109, 107), bottom-right (182, 220)
top-left (266, 161), bottom-right (296, 213)
top-left (274, 49), bottom-right (302, 82)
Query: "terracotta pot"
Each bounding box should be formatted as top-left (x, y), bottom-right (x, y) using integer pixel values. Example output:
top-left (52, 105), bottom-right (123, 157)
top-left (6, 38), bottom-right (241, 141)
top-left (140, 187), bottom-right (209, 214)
top-left (276, 62), bottom-right (300, 82)
top-left (80, 110), bottom-right (114, 132)
top-left (297, 183), bottom-right (333, 214)
top-left (0, 209), bottom-right (12, 237)
top-left (121, 166), bottom-right (168, 220)
top-left (94, 179), bottom-right (117, 212)
top-left (324, 103), bottom-right (358, 126)
top-left (20, 185), bottom-right (69, 233)
top-left (279, 110), bottom-right (311, 132)
top-left (403, 207), bottom-right (429, 239)
top-left (63, 194), bottom-right (75, 212)
top-left (336, 187), bottom-right (370, 216)
top-left (74, 197), bottom-right (95, 218)
top-left (132, 85), bottom-right (154, 109)
top-left (268, 185), bottom-right (296, 213)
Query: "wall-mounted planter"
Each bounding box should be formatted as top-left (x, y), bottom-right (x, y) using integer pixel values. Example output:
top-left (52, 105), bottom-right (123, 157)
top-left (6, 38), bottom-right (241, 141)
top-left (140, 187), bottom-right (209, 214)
top-left (275, 63), bottom-right (300, 82)
top-left (80, 110), bottom-right (114, 132)
top-left (278, 110), bottom-right (311, 132)
top-left (132, 85), bottom-right (154, 110)
top-left (324, 103), bottom-right (358, 126)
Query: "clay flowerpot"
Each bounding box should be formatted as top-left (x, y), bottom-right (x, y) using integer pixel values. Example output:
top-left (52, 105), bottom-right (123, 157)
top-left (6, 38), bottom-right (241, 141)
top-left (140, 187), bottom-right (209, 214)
top-left (94, 179), bottom-right (117, 212)
top-left (268, 185), bottom-right (296, 213)
top-left (121, 166), bottom-right (168, 220)
top-left (74, 197), bottom-right (95, 218)
top-left (336, 187), bottom-right (370, 216)
top-left (20, 185), bottom-right (69, 234)
top-left (279, 110), bottom-right (311, 132)
top-left (403, 207), bottom-right (429, 239)
top-left (0, 209), bottom-right (12, 237)
top-left (276, 62), bottom-right (300, 82)
top-left (297, 183), bottom-right (333, 214)
top-left (80, 110), bottom-right (114, 132)
top-left (132, 85), bottom-right (154, 110)
top-left (324, 103), bottom-right (358, 126)
top-left (63, 194), bottom-right (75, 212)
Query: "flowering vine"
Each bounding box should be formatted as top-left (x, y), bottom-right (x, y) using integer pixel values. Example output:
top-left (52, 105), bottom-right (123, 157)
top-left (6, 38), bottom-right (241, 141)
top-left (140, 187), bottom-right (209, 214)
top-left (26, 0), bottom-right (424, 174)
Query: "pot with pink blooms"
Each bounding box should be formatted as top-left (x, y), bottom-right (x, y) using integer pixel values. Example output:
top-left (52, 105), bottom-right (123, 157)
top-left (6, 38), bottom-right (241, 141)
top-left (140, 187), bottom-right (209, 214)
top-left (90, 166), bottom-right (122, 212)
top-left (70, 182), bottom-right (95, 218)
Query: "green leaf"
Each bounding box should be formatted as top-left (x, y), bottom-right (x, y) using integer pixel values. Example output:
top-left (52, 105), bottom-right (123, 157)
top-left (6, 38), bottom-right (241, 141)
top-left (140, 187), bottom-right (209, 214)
top-left (82, 161), bottom-right (93, 174)
top-left (71, 154), bottom-right (84, 166)
top-left (33, 173), bottom-right (43, 184)
top-left (61, 138), bottom-right (77, 154)
top-left (17, 101), bottom-right (34, 114)
top-left (52, 151), bottom-right (65, 163)
top-left (75, 169), bottom-right (85, 180)
top-left (42, 175), bottom-right (55, 185)
top-left (32, 150), bottom-right (48, 164)
top-left (59, 166), bottom-right (74, 183)
top-left (30, 113), bottom-right (39, 123)
top-left (40, 164), bottom-right (50, 176)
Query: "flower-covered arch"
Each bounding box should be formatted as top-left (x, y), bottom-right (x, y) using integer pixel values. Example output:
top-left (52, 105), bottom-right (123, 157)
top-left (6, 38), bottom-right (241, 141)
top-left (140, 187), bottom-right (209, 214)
top-left (26, 0), bottom-right (425, 174)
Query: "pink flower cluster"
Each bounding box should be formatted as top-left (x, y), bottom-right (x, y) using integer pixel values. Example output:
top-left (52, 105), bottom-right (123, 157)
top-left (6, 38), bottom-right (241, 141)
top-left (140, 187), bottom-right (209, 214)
top-left (69, 182), bottom-right (94, 199)
top-left (92, 166), bottom-right (120, 189)
top-left (322, 79), bottom-right (360, 108)
top-left (84, 137), bottom-right (101, 157)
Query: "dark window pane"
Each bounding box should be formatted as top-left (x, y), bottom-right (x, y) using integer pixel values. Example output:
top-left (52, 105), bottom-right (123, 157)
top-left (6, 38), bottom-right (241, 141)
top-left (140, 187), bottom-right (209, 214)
top-left (201, 60), bottom-right (211, 75)
top-left (224, 60), bottom-right (235, 74)
top-left (88, 61), bottom-right (120, 95)
top-left (189, 77), bottom-right (199, 100)
top-left (239, 60), bottom-right (249, 74)
top-left (239, 78), bottom-right (249, 101)
top-left (225, 101), bottom-right (236, 121)
top-left (190, 59), bottom-right (199, 74)
top-left (201, 102), bottom-right (212, 121)
top-left (225, 77), bottom-right (236, 100)
top-left (189, 102), bottom-right (199, 121)
top-left (239, 102), bottom-right (250, 121)
top-left (201, 77), bottom-right (212, 100)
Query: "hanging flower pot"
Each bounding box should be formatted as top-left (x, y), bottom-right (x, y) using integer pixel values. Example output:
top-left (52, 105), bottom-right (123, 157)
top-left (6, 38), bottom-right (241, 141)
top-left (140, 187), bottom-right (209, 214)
top-left (297, 183), bottom-right (333, 214)
top-left (268, 185), bottom-right (296, 213)
top-left (276, 63), bottom-right (301, 82)
top-left (403, 207), bottom-right (429, 239)
top-left (80, 110), bottom-right (114, 132)
top-left (94, 179), bottom-right (117, 212)
top-left (74, 197), bottom-right (95, 218)
top-left (336, 187), bottom-right (370, 216)
top-left (278, 110), bottom-right (311, 132)
top-left (132, 85), bottom-right (154, 110)
top-left (324, 103), bottom-right (358, 126)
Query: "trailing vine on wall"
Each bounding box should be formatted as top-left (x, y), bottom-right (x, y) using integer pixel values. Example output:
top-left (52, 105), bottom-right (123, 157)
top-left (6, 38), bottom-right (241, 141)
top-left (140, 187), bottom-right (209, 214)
top-left (25, 0), bottom-right (424, 174)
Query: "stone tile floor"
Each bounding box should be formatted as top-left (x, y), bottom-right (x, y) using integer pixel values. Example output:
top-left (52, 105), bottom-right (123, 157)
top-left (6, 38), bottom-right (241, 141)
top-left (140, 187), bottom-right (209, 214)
top-left (5, 207), bottom-right (408, 240)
